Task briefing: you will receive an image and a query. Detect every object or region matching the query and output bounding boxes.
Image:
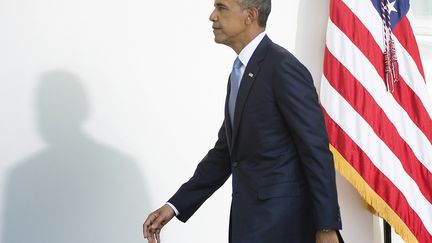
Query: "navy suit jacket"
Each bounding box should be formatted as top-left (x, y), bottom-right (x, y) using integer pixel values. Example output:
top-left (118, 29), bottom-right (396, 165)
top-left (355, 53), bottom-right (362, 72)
top-left (169, 36), bottom-right (342, 243)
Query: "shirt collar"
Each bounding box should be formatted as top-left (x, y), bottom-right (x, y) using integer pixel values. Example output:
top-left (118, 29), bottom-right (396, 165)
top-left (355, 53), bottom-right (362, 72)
top-left (237, 32), bottom-right (266, 67)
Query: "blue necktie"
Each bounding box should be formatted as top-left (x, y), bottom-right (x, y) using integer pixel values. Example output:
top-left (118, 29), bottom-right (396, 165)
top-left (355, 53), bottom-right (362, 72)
top-left (229, 57), bottom-right (242, 126)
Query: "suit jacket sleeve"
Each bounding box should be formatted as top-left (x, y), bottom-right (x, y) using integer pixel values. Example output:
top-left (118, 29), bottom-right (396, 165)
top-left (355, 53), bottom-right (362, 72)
top-left (273, 55), bottom-right (342, 230)
top-left (168, 121), bottom-right (232, 222)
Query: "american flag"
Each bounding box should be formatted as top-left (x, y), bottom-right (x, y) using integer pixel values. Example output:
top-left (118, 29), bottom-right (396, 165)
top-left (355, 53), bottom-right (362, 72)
top-left (320, 0), bottom-right (432, 242)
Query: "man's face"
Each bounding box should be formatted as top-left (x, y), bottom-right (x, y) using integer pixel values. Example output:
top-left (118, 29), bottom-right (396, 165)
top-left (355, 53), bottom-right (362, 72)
top-left (209, 0), bottom-right (249, 47)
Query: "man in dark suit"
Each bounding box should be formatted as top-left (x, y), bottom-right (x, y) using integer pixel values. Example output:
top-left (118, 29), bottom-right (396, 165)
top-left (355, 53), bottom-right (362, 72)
top-left (144, 0), bottom-right (342, 242)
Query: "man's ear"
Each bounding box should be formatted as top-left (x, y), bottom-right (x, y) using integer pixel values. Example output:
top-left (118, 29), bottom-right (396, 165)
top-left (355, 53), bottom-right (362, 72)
top-left (245, 6), bottom-right (259, 25)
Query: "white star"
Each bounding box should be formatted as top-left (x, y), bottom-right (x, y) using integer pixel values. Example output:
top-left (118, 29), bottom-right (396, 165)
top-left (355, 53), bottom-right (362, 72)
top-left (387, 0), bottom-right (398, 14)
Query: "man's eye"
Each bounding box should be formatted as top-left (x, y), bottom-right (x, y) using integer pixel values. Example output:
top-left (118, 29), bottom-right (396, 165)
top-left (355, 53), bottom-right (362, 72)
top-left (216, 5), bottom-right (227, 11)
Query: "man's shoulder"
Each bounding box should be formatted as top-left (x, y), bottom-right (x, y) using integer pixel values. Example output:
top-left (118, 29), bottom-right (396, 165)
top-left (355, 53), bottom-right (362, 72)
top-left (259, 38), bottom-right (312, 79)
top-left (264, 41), bottom-right (305, 67)
top-left (259, 37), bottom-right (297, 61)
top-left (267, 41), bottom-right (290, 55)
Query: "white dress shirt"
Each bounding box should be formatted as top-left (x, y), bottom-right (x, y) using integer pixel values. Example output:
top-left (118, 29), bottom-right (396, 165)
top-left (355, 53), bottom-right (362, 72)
top-left (234, 31), bottom-right (266, 87)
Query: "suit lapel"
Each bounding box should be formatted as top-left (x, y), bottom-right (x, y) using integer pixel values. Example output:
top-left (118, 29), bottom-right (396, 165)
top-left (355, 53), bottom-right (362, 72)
top-left (230, 36), bottom-right (271, 151)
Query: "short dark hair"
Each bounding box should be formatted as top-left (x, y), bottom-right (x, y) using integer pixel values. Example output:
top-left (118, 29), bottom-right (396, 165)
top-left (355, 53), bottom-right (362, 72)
top-left (238, 0), bottom-right (271, 27)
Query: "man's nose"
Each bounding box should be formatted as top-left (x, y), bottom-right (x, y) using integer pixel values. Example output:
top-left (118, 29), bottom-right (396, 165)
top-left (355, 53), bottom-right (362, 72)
top-left (209, 9), bottom-right (217, 22)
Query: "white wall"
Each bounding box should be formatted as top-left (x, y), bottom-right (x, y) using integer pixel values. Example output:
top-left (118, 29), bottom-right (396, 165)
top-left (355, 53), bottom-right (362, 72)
top-left (1, 0), bottom-right (429, 242)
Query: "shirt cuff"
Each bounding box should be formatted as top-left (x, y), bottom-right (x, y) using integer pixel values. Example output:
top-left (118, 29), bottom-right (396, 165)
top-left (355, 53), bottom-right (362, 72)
top-left (165, 202), bottom-right (179, 216)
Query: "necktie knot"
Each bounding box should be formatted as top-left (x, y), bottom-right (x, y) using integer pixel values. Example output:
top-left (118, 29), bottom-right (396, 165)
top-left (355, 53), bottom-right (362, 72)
top-left (233, 57), bottom-right (242, 70)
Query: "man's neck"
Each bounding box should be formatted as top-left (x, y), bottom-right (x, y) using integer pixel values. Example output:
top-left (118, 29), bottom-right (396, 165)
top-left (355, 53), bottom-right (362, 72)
top-left (231, 28), bottom-right (265, 54)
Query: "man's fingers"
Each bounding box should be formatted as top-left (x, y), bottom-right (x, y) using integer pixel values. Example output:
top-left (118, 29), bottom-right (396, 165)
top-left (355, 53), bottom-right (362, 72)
top-left (147, 234), bottom-right (156, 243)
top-left (143, 212), bottom-right (160, 238)
top-left (146, 226), bottom-right (160, 243)
top-left (316, 230), bottom-right (339, 243)
top-left (155, 229), bottom-right (161, 243)
top-left (144, 211), bottom-right (166, 241)
top-left (150, 218), bottom-right (164, 232)
top-left (144, 205), bottom-right (174, 242)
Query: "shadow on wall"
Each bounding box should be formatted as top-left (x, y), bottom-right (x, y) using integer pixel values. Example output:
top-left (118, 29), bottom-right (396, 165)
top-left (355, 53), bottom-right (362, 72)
top-left (2, 70), bottom-right (148, 243)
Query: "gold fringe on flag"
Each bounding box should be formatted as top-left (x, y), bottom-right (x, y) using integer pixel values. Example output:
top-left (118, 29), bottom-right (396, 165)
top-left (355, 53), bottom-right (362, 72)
top-left (330, 145), bottom-right (418, 243)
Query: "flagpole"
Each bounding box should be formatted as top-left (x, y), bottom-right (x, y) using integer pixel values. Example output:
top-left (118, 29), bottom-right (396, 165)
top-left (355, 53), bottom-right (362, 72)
top-left (384, 219), bottom-right (392, 243)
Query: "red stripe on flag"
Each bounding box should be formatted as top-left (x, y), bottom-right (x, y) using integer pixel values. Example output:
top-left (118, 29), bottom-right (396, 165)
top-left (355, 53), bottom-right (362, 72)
top-left (330, 0), bottom-right (432, 145)
top-left (392, 77), bottom-right (432, 142)
top-left (324, 48), bottom-right (432, 204)
top-left (393, 17), bottom-right (426, 80)
top-left (323, 111), bottom-right (432, 242)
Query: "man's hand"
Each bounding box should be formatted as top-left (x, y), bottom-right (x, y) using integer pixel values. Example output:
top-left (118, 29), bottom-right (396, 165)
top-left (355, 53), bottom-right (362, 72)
top-left (143, 204), bottom-right (175, 243)
top-left (316, 230), bottom-right (339, 243)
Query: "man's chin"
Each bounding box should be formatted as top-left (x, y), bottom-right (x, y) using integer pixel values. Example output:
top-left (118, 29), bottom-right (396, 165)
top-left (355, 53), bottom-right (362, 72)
top-left (213, 36), bottom-right (225, 44)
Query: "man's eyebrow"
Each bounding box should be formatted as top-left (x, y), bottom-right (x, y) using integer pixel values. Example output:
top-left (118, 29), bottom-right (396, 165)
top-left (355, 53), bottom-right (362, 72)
top-left (214, 2), bottom-right (228, 8)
